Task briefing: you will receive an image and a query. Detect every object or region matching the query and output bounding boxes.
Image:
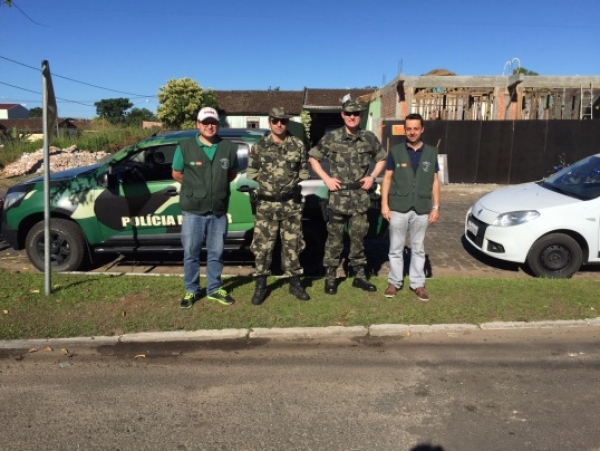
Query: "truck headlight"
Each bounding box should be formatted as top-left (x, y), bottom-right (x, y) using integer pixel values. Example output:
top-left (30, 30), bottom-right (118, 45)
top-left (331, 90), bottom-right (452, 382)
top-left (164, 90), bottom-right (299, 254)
top-left (492, 210), bottom-right (540, 227)
top-left (3, 191), bottom-right (27, 210)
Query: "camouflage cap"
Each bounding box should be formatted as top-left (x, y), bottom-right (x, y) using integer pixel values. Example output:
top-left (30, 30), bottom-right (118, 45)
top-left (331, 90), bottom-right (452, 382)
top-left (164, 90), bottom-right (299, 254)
top-left (269, 107), bottom-right (291, 119)
top-left (342, 100), bottom-right (366, 113)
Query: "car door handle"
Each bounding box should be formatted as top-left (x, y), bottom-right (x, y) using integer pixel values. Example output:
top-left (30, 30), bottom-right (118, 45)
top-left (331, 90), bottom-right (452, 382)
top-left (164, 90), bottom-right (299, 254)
top-left (164, 188), bottom-right (179, 196)
top-left (237, 185), bottom-right (255, 193)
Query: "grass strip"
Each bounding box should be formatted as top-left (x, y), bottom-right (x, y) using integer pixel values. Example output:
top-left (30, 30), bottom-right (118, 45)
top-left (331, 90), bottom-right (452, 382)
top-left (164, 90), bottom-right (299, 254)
top-left (0, 269), bottom-right (598, 340)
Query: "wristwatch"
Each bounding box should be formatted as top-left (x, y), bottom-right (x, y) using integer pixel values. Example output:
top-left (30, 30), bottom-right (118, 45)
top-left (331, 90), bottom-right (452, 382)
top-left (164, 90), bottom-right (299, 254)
top-left (432, 205), bottom-right (440, 210)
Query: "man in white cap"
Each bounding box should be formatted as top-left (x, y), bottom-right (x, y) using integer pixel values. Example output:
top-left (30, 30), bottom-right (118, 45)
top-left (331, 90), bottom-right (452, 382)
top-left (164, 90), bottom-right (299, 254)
top-left (172, 107), bottom-right (239, 308)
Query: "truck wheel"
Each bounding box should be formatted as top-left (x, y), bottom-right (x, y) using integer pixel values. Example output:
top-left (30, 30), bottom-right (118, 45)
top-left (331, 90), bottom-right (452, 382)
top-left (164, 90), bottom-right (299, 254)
top-left (25, 219), bottom-right (87, 272)
top-left (526, 233), bottom-right (583, 279)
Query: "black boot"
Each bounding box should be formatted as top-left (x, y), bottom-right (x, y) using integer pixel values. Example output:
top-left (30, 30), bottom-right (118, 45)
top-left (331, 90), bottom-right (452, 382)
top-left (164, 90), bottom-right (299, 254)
top-left (352, 267), bottom-right (377, 292)
top-left (289, 276), bottom-right (310, 301)
top-left (251, 276), bottom-right (268, 305)
top-left (324, 267), bottom-right (337, 295)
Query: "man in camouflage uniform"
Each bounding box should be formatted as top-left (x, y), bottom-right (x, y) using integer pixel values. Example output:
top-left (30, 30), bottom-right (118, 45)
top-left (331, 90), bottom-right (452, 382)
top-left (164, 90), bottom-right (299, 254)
top-left (246, 107), bottom-right (310, 305)
top-left (308, 99), bottom-right (387, 294)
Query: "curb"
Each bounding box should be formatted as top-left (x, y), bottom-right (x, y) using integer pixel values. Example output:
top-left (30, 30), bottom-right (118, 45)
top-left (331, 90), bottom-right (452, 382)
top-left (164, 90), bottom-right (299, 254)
top-left (1, 317), bottom-right (599, 350)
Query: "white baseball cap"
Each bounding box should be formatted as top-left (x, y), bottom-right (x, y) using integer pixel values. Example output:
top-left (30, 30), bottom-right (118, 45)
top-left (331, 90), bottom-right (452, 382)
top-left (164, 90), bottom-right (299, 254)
top-left (197, 107), bottom-right (219, 122)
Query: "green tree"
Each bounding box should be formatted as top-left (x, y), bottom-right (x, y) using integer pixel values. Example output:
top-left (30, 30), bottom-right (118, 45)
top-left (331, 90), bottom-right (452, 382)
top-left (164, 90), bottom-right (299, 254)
top-left (28, 107), bottom-right (43, 117)
top-left (156, 78), bottom-right (218, 129)
top-left (125, 107), bottom-right (157, 126)
top-left (2, 0), bottom-right (12, 6)
top-left (94, 97), bottom-right (133, 124)
top-left (513, 67), bottom-right (539, 76)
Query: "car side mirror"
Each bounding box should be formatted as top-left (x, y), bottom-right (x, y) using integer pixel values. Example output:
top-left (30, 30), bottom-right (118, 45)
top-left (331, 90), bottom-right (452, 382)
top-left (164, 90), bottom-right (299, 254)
top-left (99, 169), bottom-right (118, 189)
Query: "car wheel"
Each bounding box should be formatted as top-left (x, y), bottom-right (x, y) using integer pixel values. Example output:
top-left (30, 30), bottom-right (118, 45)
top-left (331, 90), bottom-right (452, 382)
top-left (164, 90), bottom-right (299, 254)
top-left (526, 233), bottom-right (583, 279)
top-left (25, 219), bottom-right (88, 272)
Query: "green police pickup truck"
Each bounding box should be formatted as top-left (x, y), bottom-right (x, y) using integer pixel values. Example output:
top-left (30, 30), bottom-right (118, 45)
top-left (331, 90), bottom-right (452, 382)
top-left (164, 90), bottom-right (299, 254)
top-left (0, 128), bottom-right (385, 272)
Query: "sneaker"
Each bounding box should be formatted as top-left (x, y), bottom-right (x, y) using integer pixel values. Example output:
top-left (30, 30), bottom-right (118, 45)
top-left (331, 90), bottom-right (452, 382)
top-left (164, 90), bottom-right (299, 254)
top-left (207, 288), bottom-right (235, 306)
top-left (412, 286), bottom-right (430, 302)
top-left (180, 292), bottom-right (200, 309)
top-left (384, 284), bottom-right (401, 298)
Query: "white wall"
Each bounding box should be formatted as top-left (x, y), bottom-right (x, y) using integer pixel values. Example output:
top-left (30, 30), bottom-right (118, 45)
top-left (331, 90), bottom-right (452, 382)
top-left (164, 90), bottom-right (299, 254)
top-left (222, 115), bottom-right (301, 129)
top-left (0, 105), bottom-right (29, 119)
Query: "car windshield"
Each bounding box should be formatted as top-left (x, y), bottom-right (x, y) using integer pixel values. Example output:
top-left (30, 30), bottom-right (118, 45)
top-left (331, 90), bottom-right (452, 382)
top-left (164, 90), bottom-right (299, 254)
top-left (541, 155), bottom-right (600, 200)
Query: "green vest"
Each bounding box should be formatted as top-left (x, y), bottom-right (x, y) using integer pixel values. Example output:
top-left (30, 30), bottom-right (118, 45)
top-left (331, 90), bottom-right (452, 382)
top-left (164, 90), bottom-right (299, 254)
top-left (179, 137), bottom-right (237, 215)
top-left (388, 143), bottom-right (438, 214)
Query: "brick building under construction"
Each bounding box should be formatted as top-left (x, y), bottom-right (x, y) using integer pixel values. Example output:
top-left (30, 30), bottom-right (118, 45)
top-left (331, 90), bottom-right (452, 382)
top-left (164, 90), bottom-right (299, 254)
top-left (379, 70), bottom-right (599, 121)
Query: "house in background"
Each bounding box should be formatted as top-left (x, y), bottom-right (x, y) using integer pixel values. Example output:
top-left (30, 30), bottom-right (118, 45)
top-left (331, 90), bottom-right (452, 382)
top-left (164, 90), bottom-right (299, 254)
top-left (214, 88), bottom-right (377, 146)
top-left (215, 90), bottom-right (304, 129)
top-left (0, 118), bottom-right (80, 141)
top-left (0, 103), bottom-right (29, 120)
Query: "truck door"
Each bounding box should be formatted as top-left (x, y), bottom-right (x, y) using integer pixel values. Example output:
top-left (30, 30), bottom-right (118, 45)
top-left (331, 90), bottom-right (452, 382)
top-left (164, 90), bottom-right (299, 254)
top-left (94, 144), bottom-right (183, 250)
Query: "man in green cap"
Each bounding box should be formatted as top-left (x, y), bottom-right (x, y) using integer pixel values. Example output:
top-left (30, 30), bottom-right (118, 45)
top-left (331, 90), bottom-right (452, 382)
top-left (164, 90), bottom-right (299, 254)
top-left (308, 99), bottom-right (387, 295)
top-left (246, 107), bottom-right (310, 305)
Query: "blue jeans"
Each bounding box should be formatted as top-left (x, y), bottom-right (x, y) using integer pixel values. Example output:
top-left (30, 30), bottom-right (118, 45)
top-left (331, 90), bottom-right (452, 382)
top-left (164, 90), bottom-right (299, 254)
top-left (181, 212), bottom-right (226, 295)
top-left (388, 210), bottom-right (429, 290)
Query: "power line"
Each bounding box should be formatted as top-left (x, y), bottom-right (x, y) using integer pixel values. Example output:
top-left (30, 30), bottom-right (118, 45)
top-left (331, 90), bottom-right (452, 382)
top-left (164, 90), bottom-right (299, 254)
top-left (9, 0), bottom-right (48, 27)
top-left (0, 54), bottom-right (155, 97)
top-left (0, 80), bottom-right (95, 107)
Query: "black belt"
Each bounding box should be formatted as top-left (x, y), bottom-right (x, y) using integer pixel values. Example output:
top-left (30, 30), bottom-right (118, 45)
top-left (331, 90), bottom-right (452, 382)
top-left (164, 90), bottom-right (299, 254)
top-left (339, 181), bottom-right (363, 190)
top-left (257, 191), bottom-right (294, 202)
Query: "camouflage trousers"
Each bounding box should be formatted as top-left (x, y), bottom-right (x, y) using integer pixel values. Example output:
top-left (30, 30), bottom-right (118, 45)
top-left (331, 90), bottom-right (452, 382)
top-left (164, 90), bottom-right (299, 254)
top-left (323, 210), bottom-right (368, 270)
top-left (251, 211), bottom-right (305, 277)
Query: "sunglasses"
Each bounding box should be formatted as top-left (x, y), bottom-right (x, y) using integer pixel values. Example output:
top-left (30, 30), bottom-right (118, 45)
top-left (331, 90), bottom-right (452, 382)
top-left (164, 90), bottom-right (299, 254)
top-left (200, 121), bottom-right (218, 126)
top-left (343, 111), bottom-right (361, 117)
top-left (270, 118), bottom-right (289, 125)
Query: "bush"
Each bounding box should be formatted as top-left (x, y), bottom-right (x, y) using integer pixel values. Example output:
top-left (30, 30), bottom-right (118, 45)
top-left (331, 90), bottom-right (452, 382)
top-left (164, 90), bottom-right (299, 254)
top-left (0, 125), bottom-right (157, 167)
top-left (0, 139), bottom-right (44, 167)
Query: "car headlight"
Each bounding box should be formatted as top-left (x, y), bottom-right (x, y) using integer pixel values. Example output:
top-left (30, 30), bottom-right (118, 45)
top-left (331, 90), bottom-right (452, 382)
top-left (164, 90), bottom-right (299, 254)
top-left (3, 191), bottom-right (27, 210)
top-left (492, 210), bottom-right (540, 227)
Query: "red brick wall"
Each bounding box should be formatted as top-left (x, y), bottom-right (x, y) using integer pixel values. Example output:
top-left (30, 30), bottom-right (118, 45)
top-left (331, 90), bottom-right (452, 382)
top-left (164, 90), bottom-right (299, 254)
top-left (381, 85), bottom-right (398, 119)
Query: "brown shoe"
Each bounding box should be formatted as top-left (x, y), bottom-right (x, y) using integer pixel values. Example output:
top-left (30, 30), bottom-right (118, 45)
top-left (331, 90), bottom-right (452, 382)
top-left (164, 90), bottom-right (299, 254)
top-left (412, 287), bottom-right (430, 302)
top-left (384, 284), bottom-right (400, 298)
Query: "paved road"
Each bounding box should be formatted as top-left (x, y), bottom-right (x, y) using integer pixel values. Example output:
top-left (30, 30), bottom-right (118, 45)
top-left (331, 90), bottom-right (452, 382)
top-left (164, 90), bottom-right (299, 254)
top-left (1, 327), bottom-right (599, 451)
top-left (2, 184), bottom-right (599, 279)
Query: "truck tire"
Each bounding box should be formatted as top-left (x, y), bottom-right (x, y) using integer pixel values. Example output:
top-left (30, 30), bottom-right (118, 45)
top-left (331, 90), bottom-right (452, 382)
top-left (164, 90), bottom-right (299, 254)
top-left (25, 219), bottom-right (88, 272)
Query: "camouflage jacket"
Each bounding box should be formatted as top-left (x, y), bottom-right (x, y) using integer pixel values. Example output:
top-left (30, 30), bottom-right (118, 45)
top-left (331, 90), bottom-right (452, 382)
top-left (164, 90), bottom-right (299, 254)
top-left (247, 132), bottom-right (309, 220)
top-left (309, 127), bottom-right (386, 214)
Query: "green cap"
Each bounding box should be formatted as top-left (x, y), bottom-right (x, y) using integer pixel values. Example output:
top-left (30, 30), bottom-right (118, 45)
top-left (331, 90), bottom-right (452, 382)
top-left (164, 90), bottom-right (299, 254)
top-left (269, 107), bottom-right (291, 119)
top-left (342, 100), bottom-right (366, 113)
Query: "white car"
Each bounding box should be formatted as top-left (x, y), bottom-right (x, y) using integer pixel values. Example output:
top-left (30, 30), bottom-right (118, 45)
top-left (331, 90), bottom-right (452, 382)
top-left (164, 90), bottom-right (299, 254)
top-left (465, 153), bottom-right (600, 278)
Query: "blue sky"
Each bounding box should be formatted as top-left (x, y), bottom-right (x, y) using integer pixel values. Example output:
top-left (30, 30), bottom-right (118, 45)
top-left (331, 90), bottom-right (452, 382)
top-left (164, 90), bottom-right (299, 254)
top-left (1, 0), bottom-right (598, 119)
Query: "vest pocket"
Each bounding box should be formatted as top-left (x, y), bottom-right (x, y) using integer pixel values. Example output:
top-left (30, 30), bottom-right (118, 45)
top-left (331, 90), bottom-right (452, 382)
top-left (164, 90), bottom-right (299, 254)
top-left (389, 187), bottom-right (410, 197)
top-left (190, 188), bottom-right (208, 199)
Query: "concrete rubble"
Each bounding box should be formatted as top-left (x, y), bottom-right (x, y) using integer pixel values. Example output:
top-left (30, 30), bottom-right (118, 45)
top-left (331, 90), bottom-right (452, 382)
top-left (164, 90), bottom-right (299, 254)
top-left (2, 145), bottom-right (109, 177)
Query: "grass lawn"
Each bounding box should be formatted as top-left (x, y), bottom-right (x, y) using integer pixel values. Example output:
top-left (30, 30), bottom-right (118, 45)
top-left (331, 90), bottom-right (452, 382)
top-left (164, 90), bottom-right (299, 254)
top-left (0, 268), bottom-right (598, 340)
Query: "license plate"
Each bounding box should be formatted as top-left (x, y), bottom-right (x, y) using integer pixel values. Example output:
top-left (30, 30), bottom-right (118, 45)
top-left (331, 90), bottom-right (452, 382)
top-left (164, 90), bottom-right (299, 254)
top-left (467, 219), bottom-right (479, 236)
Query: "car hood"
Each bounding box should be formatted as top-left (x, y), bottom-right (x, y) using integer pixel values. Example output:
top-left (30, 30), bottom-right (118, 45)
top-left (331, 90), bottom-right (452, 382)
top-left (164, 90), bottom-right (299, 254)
top-left (470, 182), bottom-right (587, 225)
top-left (12, 164), bottom-right (103, 187)
top-left (477, 182), bottom-right (581, 214)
